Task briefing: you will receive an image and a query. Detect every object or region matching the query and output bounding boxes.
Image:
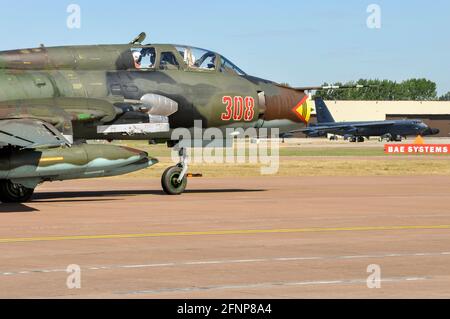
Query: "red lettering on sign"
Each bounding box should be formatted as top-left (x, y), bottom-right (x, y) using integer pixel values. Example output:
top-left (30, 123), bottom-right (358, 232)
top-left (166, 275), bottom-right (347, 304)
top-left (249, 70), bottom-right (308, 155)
top-left (385, 144), bottom-right (450, 154)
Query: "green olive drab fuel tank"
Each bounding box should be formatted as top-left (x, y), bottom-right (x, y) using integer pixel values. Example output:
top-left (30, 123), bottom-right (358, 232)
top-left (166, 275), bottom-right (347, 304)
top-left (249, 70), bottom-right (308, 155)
top-left (0, 144), bottom-right (158, 188)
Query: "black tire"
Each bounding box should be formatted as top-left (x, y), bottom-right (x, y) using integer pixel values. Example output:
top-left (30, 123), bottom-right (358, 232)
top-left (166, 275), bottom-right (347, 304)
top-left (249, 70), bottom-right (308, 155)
top-left (0, 180), bottom-right (35, 203)
top-left (161, 166), bottom-right (188, 195)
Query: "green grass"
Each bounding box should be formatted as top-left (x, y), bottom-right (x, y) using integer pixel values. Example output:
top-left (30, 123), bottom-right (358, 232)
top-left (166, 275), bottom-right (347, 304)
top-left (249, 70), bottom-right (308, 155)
top-left (108, 141), bottom-right (387, 157)
top-left (95, 140), bottom-right (450, 179)
top-left (278, 147), bottom-right (386, 157)
top-left (109, 141), bottom-right (448, 158)
top-left (117, 158), bottom-right (450, 179)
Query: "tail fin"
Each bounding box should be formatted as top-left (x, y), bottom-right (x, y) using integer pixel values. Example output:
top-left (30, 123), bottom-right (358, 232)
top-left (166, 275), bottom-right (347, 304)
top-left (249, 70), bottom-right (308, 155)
top-left (314, 98), bottom-right (335, 123)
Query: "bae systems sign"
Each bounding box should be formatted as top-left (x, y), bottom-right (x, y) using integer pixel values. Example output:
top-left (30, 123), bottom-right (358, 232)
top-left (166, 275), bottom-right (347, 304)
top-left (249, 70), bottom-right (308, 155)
top-left (385, 144), bottom-right (450, 154)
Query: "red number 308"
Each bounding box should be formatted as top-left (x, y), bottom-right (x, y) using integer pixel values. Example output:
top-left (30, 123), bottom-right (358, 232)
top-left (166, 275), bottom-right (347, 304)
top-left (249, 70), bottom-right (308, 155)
top-left (221, 96), bottom-right (255, 122)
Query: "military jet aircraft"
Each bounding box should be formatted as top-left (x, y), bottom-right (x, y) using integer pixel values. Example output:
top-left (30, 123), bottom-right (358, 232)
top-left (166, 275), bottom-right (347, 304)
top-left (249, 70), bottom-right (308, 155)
top-left (0, 32), bottom-right (322, 202)
top-left (296, 98), bottom-right (440, 142)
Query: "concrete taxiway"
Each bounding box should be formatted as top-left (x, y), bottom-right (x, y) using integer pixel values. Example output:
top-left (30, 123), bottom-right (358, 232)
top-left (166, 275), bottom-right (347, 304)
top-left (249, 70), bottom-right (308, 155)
top-left (0, 176), bottom-right (450, 298)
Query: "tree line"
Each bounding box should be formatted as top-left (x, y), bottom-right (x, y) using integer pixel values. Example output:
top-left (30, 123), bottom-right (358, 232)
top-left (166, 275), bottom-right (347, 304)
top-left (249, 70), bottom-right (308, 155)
top-left (312, 79), bottom-right (450, 101)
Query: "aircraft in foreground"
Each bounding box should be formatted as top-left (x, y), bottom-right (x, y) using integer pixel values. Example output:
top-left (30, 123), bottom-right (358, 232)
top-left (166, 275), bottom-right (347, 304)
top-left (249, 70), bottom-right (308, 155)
top-left (0, 32), bottom-right (323, 202)
top-left (296, 98), bottom-right (440, 142)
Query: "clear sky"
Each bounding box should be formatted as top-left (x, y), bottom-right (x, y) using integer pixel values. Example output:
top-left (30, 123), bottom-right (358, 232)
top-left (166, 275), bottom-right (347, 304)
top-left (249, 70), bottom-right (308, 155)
top-left (1, 0), bottom-right (449, 95)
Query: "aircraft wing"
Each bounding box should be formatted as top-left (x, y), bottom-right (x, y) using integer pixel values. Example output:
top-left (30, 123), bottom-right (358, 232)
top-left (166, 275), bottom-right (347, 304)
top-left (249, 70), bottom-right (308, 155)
top-left (289, 126), bottom-right (342, 137)
top-left (0, 119), bottom-right (69, 149)
top-left (323, 121), bottom-right (397, 131)
top-left (290, 121), bottom-right (397, 135)
top-left (349, 121), bottom-right (398, 128)
top-left (290, 124), bottom-right (357, 134)
top-left (285, 84), bottom-right (378, 92)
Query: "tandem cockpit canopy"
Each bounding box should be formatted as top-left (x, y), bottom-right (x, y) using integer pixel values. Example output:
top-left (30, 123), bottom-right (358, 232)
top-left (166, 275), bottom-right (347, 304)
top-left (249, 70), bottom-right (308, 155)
top-left (175, 45), bottom-right (246, 75)
top-left (128, 43), bottom-right (246, 75)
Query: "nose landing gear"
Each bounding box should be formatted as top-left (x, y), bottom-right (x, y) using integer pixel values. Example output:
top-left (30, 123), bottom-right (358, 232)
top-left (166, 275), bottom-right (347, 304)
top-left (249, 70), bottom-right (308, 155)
top-left (161, 147), bottom-right (188, 195)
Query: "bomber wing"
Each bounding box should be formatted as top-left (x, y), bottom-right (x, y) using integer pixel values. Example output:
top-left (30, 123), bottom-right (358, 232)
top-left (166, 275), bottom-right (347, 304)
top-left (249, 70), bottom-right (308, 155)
top-left (287, 84), bottom-right (379, 92)
top-left (0, 119), bottom-right (69, 149)
top-left (290, 121), bottom-right (398, 135)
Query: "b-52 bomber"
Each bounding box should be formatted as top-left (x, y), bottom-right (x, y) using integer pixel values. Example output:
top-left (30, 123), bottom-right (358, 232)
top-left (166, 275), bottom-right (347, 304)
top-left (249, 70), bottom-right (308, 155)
top-left (0, 32), bottom-right (346, 202)
top-left (296, 98), bottom-right (440, 142)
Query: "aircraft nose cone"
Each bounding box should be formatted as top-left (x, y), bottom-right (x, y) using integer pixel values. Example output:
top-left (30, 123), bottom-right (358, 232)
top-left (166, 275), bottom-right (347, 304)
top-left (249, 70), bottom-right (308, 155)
top-left (264, 86), bottom-right (312, 124)
top-left (422, 128), bottom-right (440, 136)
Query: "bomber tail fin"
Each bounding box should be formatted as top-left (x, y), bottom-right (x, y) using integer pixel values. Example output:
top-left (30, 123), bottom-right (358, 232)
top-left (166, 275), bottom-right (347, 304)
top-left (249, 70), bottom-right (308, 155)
top-left (314, 98), bottom-right (335, 124)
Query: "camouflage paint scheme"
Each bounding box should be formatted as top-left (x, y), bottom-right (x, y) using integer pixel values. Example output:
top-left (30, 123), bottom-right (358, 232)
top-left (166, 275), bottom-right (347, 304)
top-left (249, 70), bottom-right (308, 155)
top-left (0, 35), bottom-right (312, 200)
top-left (0, 144), bottom-right (157, 188)
top-left (0, 43), bottom-right (310, 135)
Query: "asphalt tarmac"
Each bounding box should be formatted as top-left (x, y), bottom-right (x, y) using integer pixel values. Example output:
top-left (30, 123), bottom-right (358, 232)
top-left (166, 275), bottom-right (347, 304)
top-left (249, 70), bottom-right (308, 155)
top-left (1, 176), bottom-right (450, 298)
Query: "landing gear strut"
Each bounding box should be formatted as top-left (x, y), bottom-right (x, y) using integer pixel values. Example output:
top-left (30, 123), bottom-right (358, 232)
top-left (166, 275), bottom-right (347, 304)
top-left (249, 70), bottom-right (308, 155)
top-left (0, 180), bottom-right (35, 203)
top-left (161, 147), bottom-right (188, 195)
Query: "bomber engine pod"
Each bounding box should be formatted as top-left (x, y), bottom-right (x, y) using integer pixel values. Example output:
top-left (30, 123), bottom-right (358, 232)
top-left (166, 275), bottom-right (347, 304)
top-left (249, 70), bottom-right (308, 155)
top-left (0, 144), bottom-right (158, 188)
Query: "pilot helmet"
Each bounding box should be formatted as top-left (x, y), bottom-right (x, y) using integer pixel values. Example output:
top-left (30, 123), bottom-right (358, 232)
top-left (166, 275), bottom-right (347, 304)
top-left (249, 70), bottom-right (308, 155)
top-left (132, 51), bottom-right (142, 63)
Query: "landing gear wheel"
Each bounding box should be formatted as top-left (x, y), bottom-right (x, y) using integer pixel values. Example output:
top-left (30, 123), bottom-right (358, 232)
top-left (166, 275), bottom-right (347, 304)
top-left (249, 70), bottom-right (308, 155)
top-left (0, 180), bottom-right (35, 203)
top-left (329, 135), bottom-right (338, 141)
top-left (161, 166), bottom-right (188, 195)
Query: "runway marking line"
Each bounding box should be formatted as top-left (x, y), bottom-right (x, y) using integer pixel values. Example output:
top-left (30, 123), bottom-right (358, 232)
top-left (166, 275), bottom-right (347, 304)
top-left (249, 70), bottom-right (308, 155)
top-left (118, 276), bottom-right (431, 295)
top-left (2, 251), bottom-right (450, 277)
top-left (0, 224), bottom-right (449, 244)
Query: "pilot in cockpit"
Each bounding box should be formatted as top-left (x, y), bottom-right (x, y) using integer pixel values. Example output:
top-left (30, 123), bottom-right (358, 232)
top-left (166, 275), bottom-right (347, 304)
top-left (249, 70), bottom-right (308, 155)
top-left (208, 55), bottom-right (216, 69)
top-left (132, 51), bottom-right (142, 69)
top-left (148, 50), bottom-right (156, 68)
